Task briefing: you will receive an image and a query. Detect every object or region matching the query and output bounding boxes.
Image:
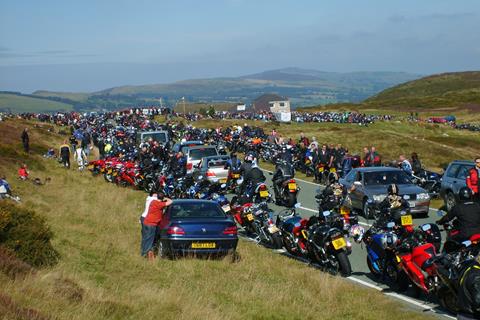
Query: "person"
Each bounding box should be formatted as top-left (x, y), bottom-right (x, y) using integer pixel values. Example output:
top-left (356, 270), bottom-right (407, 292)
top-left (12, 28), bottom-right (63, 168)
top-left (457, 254), bottom-right (480, 320)
top-left (242, 162), bottom-right (266, 199)
top-left (59, 140), bottom-right (71, 168)
top-left (466, 157), bottom-right (480, 201)
top-left (141, 192), bottom-right (172, 260)
top-left (69, 135), bottom-right (77, 153)
top-left (21, 128), bottom-right (29, 153)
top-left (436, 187), bottom-right (480, 243)
top-left (298, 132), bottom-right (309, 146)
top-left (272, 158), bottom-right (295, 205)
top-left (411, 152), bottom-right (423, 175)
top-left (378, 184), bottom-right (409, 224)
top-left (74, 145), bottom-right (87, 170)
top-left (362, 147), bottom-right (371, 167)
top-left (18, 164), bottom-right (29, 180)
top-left (369, 146), bottom-right (381, 166)
top-left (399, 154), bottom-right (413, 176)
top-left (224, 152), bottom-right (241, 171)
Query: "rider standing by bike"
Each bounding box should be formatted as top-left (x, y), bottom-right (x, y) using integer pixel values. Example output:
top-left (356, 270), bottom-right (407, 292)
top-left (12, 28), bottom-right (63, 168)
top-left (436, 187), bottom-right (480, 243)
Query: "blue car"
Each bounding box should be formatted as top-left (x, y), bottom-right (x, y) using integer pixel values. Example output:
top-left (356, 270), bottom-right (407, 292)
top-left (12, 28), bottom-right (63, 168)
top-left (157, 199), bottom-right (238, 257)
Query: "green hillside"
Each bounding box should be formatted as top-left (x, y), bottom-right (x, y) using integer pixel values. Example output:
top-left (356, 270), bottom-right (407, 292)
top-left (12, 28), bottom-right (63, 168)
top-left (364, 71), bottom-right (480, 111)
top-left (33, 90), bottom-right (90, 102)
top-left (0, 93), bottom-right (73, 113)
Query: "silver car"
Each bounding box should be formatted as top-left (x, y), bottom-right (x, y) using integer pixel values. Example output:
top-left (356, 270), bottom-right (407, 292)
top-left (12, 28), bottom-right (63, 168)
top-left (194, 155), bottom-right (230, 184)
top-left (339, 167), bottom-right (430, 217)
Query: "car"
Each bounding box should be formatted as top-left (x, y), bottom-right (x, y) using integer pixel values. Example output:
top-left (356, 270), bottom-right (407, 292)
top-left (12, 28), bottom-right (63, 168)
top-left (157, 199), bottom-right (238, 257)
top-left (172, 140), bottom-right (204, 153)
top-left (194, 155), bottom-right (230, 184)
top-left (185, 145), bottom-right (219, 174)
top-left (440, 160), bottom-right (475, 211)
top-left (339, 167), bottom-right (430, 218)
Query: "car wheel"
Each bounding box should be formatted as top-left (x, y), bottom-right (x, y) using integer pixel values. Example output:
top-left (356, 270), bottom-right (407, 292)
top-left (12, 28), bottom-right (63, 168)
top-left (445, 192), bottom-right (456, 211)
top-left (157, 241), bottom-right (167, 259)
top-left (363, 199), bottom-right (373, 220)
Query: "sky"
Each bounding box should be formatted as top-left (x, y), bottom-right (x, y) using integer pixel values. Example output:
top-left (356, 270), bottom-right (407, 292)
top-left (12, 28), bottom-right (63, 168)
top-left (1, 0), bottom-right (479, 92)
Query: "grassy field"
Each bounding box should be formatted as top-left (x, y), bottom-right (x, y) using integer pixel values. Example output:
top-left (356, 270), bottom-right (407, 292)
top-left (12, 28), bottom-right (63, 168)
top-left (32, 91), bottom-right (90, 103)
top-left (0, 118), bottom-right (434, 320)
top-left (0, 93), bottom-right (73, 113)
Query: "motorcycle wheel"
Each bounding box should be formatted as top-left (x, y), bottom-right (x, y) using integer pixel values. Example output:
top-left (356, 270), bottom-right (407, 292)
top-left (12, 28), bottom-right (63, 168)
top-left (285, 192), bottom-right (297, 208)
top-left (367, 256), bottom-right (382, 277)
top-left (282, 234), bottom-right (297, 255)
top-left (385, 261), bottom-right (410, 292)
top-left (271, 233), bottom-right (283, 249)
top-left (437, 286), bottom-right (459, 314)
top-left (336, 251), bottom-right (352, 277)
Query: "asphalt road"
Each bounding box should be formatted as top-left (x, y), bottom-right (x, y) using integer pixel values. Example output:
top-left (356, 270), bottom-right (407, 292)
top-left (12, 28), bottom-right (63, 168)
top-left (241, 170), bottom-right (455, 319)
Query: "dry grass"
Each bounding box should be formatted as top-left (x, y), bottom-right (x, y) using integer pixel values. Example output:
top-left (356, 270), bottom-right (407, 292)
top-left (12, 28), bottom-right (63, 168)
top-left (0, 119), bottom-right (435, 319)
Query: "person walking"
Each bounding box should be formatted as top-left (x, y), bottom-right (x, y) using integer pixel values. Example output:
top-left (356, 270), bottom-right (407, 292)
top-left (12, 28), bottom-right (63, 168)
top-left (21, 128), bottom-right (29, 153)
top-left (140, 192), bottom-right (172, 260)
top-left (74, 145), bottom-right (87, 170)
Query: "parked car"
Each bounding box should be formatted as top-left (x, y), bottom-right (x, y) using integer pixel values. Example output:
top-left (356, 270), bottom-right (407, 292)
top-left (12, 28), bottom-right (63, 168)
top-left (339, 167), bottom-right (430, 218)
top-left (157, 199), bottom-right (238, 257)
top-left (194, 155), bottom-right (230, 184)
top-left (440, 160), bottom-right (475, 211)
top-left (185, 145), bottom-right (218, 174)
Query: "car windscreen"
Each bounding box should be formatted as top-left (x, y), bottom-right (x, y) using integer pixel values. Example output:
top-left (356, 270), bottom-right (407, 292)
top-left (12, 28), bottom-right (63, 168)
top-left (142, 132), bottom-right (167, 143)
top-left (364, 171), bottom-right (412, 186)
top-left (189, 148), bottom-right (218, 161)
top-left (169, 202), bottom-right (226, 219)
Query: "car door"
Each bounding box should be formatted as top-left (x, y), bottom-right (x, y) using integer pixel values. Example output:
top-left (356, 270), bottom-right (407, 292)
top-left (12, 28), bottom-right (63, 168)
top-left (443, 164), bottom-right (460, 195)
top-left (454, 165), bottom-right (473, 194)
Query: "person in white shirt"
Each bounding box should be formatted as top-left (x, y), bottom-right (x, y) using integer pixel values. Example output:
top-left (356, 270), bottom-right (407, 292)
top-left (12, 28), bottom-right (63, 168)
top-left (74, 145), bottom-right (87, 170)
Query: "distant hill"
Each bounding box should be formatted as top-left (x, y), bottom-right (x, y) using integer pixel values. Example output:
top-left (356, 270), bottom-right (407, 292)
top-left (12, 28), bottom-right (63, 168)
top-left (364, 71), bottom-right (480, 111)
top-left (29, 67), bottom-right (420, 111)
top-left (0, 92), bottom-right (73, 113)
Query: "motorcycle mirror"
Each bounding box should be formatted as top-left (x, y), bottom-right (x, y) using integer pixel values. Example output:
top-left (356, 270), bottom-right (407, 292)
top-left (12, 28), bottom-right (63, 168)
top-left (403, 195), bottom-right (410, 200)
top-left (322, 210), bottom-right (331, 217)
top-left (462, 240), bottom-right (472, 247)
top-left (294, 202), bottom-right (302, 208)
top-left (421, 224), bottom-right (431, 232)
top-left (387, 222), bottom-right (395, 228)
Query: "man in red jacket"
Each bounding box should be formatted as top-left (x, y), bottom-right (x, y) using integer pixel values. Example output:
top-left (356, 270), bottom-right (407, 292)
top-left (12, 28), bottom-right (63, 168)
top-left (141, 192), bottom-right (173, 260)
top-left (467, 157), bottom-right (480, 201)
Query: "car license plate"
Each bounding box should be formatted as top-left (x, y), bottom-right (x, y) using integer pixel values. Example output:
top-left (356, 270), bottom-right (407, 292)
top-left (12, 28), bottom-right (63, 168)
top-left (222, 204), bottom-right (231, 212)
top-left (191, 242), bottom-right (216, 249)
top-left (219, 178), bottom-right (227, 184)
top-left (409, 201), bottom-right (416, 208)
top-left (260, 190), bottom-right (269, 198)
top-left (268, 225), bottom-right (279, 233)
top-left (288, 183), bottom-right (297, 190)
top-left (246, 213), bottom-right (254, 221)
top-left (401, 215), bottom-right (413, 226)
top-left (332, 237), bottom-right (346, 250)
top-left (329, 168), bottom-right (336, 173)
top-left (340, 207), bottom-right (350, 215)
top-left (318, 167), bottom-right (324, 172)
top-left (232, 173), bottom-right (240, 179)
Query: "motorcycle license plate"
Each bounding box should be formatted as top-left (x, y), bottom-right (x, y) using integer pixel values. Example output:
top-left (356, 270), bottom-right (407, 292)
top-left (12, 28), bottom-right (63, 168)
top-left (340, 207), bottom-right (350, 215)
top-left (219, 178), bottom-right (227, 184)
top-left (232, 174), bottom-right (240, 179)
top-left (246, 213), bottom-right (254, 221)
top-left (332, 237), bottom-right (347, 250)
top-left (107, 169), bottom-right (112, 174)
top-left (396, 255), bottom-right (402, 263)
top-left (222, 204), bottom-right (231, 212)
top-left (260, 190), bottom-right (269, 198)
top-left (288, 183), bottom-right (297, 190)
top-left (87, 164), bottom-right (94, 170)
top-left (306, 159), bottom-right (311, 164)
top-left (318, 167), bottom-right (324, 173)
top-left (401, 215), bottom-right (413, 226)
top-left (329, 168), bottom-right (337, 173)
top-left (191, 242), bottom-right (216, 249)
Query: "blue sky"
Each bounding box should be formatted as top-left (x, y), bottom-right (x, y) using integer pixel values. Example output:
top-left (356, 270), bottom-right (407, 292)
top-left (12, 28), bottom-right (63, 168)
top-left (1, 0), bottom-right (479, 92)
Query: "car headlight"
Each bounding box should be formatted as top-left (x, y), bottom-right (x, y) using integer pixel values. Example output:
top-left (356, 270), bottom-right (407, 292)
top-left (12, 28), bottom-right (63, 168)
top-left (372, 194), bottom-right (387, 202)
top-left (417, 193), bottom-right (430, 201)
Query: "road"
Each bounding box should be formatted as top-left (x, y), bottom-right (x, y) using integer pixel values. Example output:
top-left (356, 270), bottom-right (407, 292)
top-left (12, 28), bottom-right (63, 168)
top-left (239, 170), bottom-right (455, 319)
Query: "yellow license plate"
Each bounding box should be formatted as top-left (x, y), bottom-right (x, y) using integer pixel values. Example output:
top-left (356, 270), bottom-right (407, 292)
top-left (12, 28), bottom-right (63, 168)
top-left (340, 207), bottom-right (350, 215)
top-left (401, 215), bottom-right (413, 226)
top-left (191, 242), bottom-right (216, 249)
top-left (246, 213), bottom-right (254, 221)
top-left (232, 174), bottom-right (240, 178)
top-left (259, 190), bottom-right (269, 198)
top-left (396, 255), bottom-right (402, 263)
top-left (332, 237), bottom-right (347, 250)
top-left (87, 164), bottom-right (94, 169)
top-left (219, 178), bottom-right (227, 184)
top-left (107, 169), bottom-right (112, 174)
top-left (330, 168), bottom-right (337, 173)
top-left (318, 167), bottom-right (324, 172)
top-left (306, 159), bottom-right (311, 164)
top-left (288, 183), bottom-right (297, 190)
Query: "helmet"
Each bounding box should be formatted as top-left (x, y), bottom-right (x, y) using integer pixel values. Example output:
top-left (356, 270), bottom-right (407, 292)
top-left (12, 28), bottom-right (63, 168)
top-left (245, 155), bottom-right (254, 162)
top-left (380, 232), bottom-right (398, 249)
top-left (458, 187), bottom-right (473, 202)
top-left (387, 184), bottom-right (399, 195)
top-left (349, 225), bottom-right (365, 243)
top-left (329, 172), bottom-right (339, 184)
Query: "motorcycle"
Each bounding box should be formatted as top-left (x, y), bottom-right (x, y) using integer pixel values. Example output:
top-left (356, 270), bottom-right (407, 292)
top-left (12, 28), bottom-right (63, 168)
top-left (276, 204), bottom-right (311, 257)
top-left (248, 202), bottom-right (283, 249)
top-left (276, 178), bottom-right (299, 208)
